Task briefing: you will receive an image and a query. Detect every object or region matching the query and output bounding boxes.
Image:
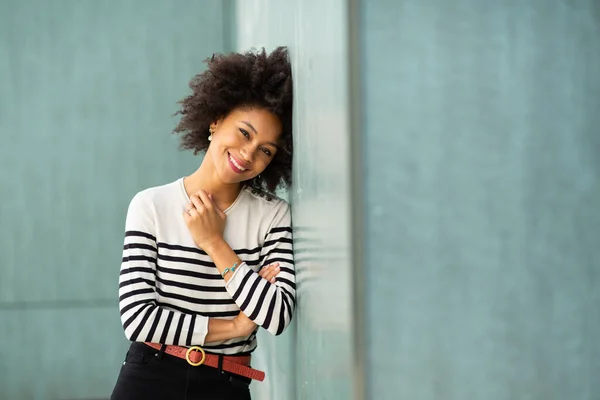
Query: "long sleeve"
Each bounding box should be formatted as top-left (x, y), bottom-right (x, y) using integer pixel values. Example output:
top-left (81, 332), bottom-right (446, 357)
top-left (118, 192), bottom-right (210, 345)
top-left (225, 201), bottom-right (296, 336)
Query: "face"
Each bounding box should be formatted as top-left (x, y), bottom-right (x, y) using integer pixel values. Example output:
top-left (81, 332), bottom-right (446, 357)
top-left (207, 107), bottom-right (282, 185)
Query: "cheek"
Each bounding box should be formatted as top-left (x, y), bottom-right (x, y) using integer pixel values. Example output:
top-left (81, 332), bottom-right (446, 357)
top-left (214, 132), bottom-right (237, 148)
top-left (215, 139), bottom-right (237, 158)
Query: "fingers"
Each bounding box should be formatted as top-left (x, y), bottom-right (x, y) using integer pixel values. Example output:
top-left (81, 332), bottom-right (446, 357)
top-left (196, 190), bottom-right (213, 210)
top-left (189, 194), bottom-right (205, 214)
top-left (258, 262), bottom-right (280, 284)
top-left (183, 204), bottom-right (198, 224)
top-left (208, 193), bottom-right (226, 219)
top-left (188, 190), bottom-right (226, 221)
top-left (192, 190), bottom-right (226, 219)
top-left (185, 202), bottom-right (198, 215)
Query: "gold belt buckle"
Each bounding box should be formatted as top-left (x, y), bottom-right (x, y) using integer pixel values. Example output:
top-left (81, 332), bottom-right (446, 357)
top-left (185, 346), bottom-right (206, 366)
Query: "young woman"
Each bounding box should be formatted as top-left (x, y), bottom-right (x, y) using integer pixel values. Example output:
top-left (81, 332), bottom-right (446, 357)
top-left (111, 47), bottom-right (295, 400)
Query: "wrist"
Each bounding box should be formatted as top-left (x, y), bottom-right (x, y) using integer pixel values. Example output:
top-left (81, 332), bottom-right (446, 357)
top-left (231, 318), bottom-right (243, 336)
top-left (232, 315), bottom-right (255, 337)
top-left (202, 237), bottom-right (227, 255)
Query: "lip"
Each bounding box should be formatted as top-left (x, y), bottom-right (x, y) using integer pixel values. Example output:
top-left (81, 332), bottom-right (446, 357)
top-left (227, 152), bottom-right (248, 174)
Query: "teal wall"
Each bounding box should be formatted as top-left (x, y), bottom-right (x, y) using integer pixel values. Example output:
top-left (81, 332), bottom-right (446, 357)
top-left (0, 1), bottom-right (230, 398)
top-left (360, 1), bottom-right (600, 399)
top-left (235, 1), bottom-right (356, 399)
top-left (5, 1), bottom-right (599, 399)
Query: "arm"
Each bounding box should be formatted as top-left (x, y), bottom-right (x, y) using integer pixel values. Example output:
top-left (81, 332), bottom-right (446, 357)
top-left (119, 193), bottom-right (244, 345)
top-left (204, 201), bottom-right (296, 336)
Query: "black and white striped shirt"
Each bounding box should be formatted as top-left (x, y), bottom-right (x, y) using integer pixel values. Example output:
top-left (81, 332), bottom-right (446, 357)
top-left (118, 178), bottom-right (295, 355)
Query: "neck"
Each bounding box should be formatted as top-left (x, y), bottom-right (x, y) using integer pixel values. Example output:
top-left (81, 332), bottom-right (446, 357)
top-left (184, 153), bottom-right (242, 210)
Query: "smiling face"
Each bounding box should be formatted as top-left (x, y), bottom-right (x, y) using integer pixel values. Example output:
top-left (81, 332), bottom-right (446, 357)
top-left (207, 107), bottom-right (282, 186)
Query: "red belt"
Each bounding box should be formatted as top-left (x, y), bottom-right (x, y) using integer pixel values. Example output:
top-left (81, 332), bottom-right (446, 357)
top-left (144, 343), bottom-right (265, 382)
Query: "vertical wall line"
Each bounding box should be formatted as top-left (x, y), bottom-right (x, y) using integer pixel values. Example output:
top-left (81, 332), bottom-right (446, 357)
top-left (347, 0), bottom-right (367, 399)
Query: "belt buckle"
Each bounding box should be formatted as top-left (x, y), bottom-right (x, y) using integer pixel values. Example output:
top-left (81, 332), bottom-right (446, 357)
top-left (185, 346), bottom-right (206, 366)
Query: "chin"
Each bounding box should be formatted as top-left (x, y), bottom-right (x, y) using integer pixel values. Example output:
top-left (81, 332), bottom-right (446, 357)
top-left (219, 171), bottom-right (249, 185)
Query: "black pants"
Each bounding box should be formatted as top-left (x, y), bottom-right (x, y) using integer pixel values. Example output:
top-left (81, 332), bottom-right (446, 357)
top-left (110, 342), bottom-right (252, 400)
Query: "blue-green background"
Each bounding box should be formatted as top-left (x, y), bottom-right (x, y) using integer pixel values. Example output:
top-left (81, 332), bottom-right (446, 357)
top-left (2, 1), bottom-right (599, 399)
top-left (361, 1), bottom-right (600, 399)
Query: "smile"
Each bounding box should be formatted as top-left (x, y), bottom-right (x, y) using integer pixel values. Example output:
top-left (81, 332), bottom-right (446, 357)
top-left (228, 152), bottom-right (247, 173)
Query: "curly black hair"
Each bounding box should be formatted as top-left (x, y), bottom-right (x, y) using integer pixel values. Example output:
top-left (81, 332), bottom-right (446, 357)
top-left (173, 47), bottom-right (293, 193)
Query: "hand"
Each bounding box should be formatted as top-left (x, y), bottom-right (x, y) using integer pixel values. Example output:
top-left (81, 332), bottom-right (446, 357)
top-left (232, 310), bottom-right (257, 337)
top-left (183, 190), bottom-right (227, 250)
top-left (258, 262), bottom-right (281, 284)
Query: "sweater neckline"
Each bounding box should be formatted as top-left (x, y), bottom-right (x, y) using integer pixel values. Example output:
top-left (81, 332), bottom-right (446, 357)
top-left (178, 178), bottom-right (246, 215)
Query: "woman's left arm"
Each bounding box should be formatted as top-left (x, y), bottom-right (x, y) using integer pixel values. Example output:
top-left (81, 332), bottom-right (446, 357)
top-left (207, 205), bottom-right (295, 336)
top-left (185, 190), bottom-right (296, 336)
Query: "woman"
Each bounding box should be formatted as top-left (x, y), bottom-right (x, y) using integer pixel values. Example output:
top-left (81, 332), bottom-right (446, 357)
top-left (111, 47), bottom-right (295, 400)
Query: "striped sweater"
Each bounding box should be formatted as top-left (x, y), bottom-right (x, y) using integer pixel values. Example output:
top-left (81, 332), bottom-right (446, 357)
top-left (118, 178), bottom-right (295, 355)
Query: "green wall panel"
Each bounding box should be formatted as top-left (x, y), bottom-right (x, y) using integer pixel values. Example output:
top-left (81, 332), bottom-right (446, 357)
top-left (0, 0), bottom-right (227, 303)
top-left (360, 1), bottom-right (600, 399)
top-left (0, 1), bottom-right (230, 398)
top-left (0, 308), bottom-right (125, 399)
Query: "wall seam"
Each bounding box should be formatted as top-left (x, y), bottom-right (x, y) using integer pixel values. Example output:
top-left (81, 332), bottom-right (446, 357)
top-left (347, 0), bottom-right (368, 399)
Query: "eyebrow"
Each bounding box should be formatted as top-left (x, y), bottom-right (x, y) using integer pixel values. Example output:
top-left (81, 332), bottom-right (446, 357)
top-left (241, 121), bottom-right (279, 148)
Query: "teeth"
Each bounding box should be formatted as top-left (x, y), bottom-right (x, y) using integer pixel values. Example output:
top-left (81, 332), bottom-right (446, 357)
top-left (229, 154), bottom-right (246, 171)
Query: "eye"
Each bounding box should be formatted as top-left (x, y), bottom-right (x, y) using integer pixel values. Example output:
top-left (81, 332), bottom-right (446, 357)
top-left (261, 148), bottom-right (272, 157)
top-left (239, 128), bottom-right (250, 139)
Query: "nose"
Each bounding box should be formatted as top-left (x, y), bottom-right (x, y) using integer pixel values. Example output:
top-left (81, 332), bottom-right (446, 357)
top-left (240, 147), bottom-right (255, 163)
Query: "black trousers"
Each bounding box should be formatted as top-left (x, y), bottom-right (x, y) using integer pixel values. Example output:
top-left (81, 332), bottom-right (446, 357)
top-left (110, 342), bottom-right (252, 400)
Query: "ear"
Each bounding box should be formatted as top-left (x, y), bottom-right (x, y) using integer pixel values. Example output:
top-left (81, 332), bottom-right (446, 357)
top-left (210, 117), bottom-right (224, 131)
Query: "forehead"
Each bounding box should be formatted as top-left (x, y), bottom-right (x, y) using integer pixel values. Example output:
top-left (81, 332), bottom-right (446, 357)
top-left (226, 107), bottom-right (282, 142)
